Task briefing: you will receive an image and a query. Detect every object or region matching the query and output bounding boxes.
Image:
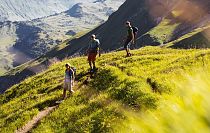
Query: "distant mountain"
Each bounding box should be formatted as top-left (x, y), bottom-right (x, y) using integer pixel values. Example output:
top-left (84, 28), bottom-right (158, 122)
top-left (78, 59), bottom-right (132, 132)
top-left (0, 0), bottom-right (75, 22)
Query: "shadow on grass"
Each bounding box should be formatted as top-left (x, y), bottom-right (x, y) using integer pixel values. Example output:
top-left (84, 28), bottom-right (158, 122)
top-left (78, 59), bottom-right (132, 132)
top-left (37, 84), bottom-right (63, 94)
top-left (89, 68), bottom-right (158, 110)
top-left (33, 99), bottom-right (59, 111)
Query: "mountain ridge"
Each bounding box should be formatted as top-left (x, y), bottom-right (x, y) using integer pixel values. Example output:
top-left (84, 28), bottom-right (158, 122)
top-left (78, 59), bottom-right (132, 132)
top-left (0, 0), bottom-right (74, 22)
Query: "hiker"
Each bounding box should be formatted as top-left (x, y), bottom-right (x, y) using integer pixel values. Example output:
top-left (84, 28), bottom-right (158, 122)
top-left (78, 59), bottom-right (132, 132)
top-left (63, 63), bottom-right (75, 99)
top-left (124, 21), bottom-right (135, 57)
top-left (87, 34), bottom-right (101, 72)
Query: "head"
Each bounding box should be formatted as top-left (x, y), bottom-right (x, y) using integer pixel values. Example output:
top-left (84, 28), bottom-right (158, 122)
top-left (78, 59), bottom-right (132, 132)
top-left (65, 63), bottom-right (71, 69)
top-left (91, 34), bottom-right (96, 40)
top-left (125, 21), bottom-right (131, 27)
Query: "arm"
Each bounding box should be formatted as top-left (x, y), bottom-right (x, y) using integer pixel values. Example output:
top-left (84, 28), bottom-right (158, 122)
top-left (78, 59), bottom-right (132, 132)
top-left (70, 69), bottom-right (74, 80)
top-left (97, 40), bottom-right (101, 57)
top-left (131, 29), bottom-right (135, 44)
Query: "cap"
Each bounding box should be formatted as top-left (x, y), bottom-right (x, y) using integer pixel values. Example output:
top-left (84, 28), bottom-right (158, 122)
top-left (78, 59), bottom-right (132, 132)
top-left (65, 63), bottom-right (71, 67)
top-left (126, 21), bottom-right (130, 25)
top-left (91, 34), bottom-right (96, 38)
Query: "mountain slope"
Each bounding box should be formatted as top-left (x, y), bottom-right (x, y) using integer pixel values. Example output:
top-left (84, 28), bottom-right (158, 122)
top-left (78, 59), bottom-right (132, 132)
top-left (0, 47), bottom-right (210, 132)
top-left (64, 0), bottom-right (210, 54)
top-left (0, 21), bottom-right (17, 74)
top-left (1, 0), bottom-right (210, 93)
top-left (171, 26), bottom-right (210, 48)
top-left (0, 0), bottom-right (125, 74)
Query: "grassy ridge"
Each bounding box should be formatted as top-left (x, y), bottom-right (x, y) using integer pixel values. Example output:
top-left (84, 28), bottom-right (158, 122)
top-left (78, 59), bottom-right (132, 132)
top-left (0, 47), bottom-right (210, 132)
top-left (166, 24), bottom-right (210, 48)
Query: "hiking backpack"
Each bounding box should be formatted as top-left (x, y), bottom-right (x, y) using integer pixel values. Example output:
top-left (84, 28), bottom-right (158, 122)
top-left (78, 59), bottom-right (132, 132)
top-left (132, 26), bottom-right (139, 34)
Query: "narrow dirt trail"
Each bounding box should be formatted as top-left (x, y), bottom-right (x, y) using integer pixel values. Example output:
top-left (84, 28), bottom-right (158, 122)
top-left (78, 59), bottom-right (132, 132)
top-left (15, 82), bottom-right (81, 133)
top-left (15, 106), bottom-right (58, 133)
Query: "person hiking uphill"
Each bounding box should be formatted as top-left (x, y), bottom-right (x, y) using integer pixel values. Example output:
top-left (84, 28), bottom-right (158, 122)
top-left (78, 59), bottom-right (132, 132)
top-left (124, 21), bottom-right (135, 57)
top-left (63, 63), bottom-right (75, 99)
top-left (87, 34), bottom-right (101, 72)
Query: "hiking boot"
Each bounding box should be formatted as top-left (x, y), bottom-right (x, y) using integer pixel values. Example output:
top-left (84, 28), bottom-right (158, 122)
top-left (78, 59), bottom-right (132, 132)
top-left (126, 53), bottom-right (131, 57)
top-left (93, 66), bottom-right (97, 70)
top-left (93, 67), bottom-right (98, 72)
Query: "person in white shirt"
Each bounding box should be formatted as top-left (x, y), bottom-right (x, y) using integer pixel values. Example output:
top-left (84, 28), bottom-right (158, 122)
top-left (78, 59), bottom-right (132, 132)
top-left (63, 63), bottom-right (75, 99)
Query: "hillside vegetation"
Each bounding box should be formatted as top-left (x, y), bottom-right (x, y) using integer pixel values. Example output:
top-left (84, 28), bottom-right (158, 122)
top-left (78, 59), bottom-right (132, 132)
top-left (1, 0), bottom-right (210, 92)
top-left (0, 47), bottom-right (210, 133)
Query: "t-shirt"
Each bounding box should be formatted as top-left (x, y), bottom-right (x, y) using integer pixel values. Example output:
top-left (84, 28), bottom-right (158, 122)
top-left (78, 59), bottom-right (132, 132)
top-left (127, 26), bottom-right (133, 39)
top-left (89, 39), bottom-right (100, 53)
top-left (64, 69), bottom-right (73, 82)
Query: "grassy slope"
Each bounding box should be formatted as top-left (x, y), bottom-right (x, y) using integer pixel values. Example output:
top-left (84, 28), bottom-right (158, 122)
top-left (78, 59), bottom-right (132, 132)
top-left (141, 18), bottom-right (180, 45)
top-left (140, 17), bottom-right (210, 48)
top-left (0, 30), bottom-right (91, 93)
top-left (165, 24), bottom-right (210, 48)
top-left (0, 47), bottom-right (210, 133)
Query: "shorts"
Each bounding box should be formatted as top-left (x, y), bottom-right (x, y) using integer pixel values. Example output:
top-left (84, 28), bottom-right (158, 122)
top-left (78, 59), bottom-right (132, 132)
top-left (88, 53), bottom-right (97, 62)
top-left (64, 80), bottom-right (72, 91)
top-left (124, 38), bottom-right (132, 49)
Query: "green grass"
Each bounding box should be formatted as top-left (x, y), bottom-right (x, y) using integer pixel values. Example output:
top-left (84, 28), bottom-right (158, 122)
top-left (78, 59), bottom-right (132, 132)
top-left (0, 47), bottom-right (210, 132)
top-left (165, 24), bottom-right (210, 48)
top-left (119, 68), bottom-right (210, 133)
top-left (145, 19), bottom-right (180, 45)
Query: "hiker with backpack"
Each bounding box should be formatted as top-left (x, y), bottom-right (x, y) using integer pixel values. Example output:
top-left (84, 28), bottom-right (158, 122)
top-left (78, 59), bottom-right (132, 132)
top-left (87, 34), bottom-right (101, 72)
top-left (124, 21), bottom-right (135, 57)
top-left (63, 63), bottom-right (75, 99)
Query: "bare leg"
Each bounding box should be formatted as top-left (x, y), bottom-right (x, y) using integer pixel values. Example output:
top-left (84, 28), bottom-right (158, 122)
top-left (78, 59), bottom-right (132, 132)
top-left (126, 48), bottom-right (130, 56)
top-left (63, 89), bottom-right (67, 99)
top-left (72, 79), bottom-right (74, 86)
top-left (69, 81), bottom-right (74, 93)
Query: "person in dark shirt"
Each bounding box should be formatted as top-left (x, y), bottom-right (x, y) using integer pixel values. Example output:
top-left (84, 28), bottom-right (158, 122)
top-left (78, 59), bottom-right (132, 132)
top-left (124, 21), bottom-right (134, 57)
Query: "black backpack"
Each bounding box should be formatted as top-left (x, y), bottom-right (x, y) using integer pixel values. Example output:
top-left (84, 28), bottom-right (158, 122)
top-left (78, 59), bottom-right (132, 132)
top-left (132, 26), bottom-right (139, 34)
